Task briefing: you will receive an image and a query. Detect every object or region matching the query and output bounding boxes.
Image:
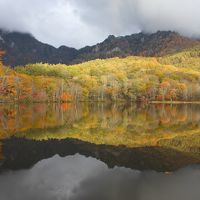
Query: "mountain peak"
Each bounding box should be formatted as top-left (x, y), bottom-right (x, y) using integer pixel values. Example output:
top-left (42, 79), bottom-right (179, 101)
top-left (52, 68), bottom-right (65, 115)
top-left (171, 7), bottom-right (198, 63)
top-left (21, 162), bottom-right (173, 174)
top-left (106, 35), bottom-right (116, 40)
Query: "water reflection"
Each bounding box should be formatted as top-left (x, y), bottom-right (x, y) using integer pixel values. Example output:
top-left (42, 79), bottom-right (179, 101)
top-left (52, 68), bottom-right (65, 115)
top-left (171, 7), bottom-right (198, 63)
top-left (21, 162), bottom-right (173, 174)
top-left (0, 103), bottom-right (82, 138)
top-left (1, 103), bottom-right (200, 148)
top-left (2, 138), bottom-right (199, 172)
top-left (0, 103), bottom-right (200, 137)
top-left (0, 104), bottom-right (200, 171)
top-left (0, 154), bottom-right (200, 200)
top-left (1, 104), bottom-right (200, 199)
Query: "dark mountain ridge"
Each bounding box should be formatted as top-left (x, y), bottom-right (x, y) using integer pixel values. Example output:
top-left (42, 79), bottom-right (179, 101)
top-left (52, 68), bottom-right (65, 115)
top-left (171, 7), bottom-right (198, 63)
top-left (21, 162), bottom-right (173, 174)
top-left (0, 29), bottom-right (78, 66)
top-left (0, 29), bottom-right (199, 67)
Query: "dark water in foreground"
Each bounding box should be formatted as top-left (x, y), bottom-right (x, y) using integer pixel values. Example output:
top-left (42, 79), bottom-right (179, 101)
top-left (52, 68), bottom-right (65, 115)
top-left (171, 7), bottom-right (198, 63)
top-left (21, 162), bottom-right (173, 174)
top-left (0, 103), bottom-right (200, 199)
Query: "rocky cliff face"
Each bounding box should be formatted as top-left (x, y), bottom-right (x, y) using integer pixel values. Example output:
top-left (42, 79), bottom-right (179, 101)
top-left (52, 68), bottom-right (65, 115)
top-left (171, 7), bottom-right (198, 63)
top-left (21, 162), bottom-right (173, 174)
top-left (75, 31), bottom-right (200, 62)
top-left (0, 29), bottom-right (199, 67)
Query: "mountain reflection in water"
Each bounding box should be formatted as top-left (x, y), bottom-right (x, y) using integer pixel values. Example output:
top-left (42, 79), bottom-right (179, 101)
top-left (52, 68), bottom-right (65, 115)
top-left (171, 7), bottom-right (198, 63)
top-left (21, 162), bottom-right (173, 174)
top-left (0, 103), bottom-right (200, 171)
top-left (1, 137), bottom-right (200, 172)
top-left (0, 154), bottom-right (200, 200)
top-left (0, 103), bottom-right (200, 199)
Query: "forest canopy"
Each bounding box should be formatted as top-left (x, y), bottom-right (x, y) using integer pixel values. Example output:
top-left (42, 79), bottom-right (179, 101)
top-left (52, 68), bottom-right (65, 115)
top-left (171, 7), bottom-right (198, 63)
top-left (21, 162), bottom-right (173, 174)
top-left (1, 46), bottom-right (200, 103)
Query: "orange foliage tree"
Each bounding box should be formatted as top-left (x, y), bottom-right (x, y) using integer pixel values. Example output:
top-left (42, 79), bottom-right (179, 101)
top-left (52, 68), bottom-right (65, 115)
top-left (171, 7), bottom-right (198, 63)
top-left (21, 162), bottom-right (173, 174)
top-left (60, 92), bottom-right (71, 102)
top-left (0, 51), bottom-right (5, 74)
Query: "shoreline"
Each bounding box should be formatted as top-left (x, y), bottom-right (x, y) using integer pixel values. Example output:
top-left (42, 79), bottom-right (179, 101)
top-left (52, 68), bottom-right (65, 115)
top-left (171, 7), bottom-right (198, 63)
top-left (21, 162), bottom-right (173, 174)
top-left (150, 101), bottom-right (200, 104)
top-left (1, 101), bottom-right (200, 105)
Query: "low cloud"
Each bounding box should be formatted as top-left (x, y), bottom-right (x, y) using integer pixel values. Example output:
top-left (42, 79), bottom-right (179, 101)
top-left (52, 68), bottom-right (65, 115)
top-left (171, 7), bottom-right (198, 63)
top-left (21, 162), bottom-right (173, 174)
top-left (0, 0), bottom-right (199, 48)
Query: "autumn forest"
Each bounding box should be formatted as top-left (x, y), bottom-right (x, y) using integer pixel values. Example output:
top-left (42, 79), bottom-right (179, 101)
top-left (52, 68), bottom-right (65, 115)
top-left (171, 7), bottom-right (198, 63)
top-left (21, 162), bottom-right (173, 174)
top-left (1, 45), bottom-right (200, 103)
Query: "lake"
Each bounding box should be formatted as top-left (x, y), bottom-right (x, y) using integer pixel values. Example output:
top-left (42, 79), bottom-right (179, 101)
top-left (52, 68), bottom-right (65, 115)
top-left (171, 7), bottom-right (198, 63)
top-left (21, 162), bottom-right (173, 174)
top-left (0, 103), bottom-right (200, 199)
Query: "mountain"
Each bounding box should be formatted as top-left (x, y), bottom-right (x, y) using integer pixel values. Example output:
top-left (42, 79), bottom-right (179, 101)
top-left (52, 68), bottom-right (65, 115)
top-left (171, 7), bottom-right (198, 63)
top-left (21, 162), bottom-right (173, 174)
top-left (75, 31), bottom-right (200, 62)
top-left (0, 29), bottom-right (199, 67)
top-left (0, 30), bottom-right (78, 66)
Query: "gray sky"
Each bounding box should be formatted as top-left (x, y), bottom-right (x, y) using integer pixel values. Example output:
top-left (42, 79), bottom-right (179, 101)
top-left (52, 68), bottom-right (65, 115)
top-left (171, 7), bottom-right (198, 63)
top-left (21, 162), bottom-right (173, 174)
top-left (0, 0), bottom-right (199, 48)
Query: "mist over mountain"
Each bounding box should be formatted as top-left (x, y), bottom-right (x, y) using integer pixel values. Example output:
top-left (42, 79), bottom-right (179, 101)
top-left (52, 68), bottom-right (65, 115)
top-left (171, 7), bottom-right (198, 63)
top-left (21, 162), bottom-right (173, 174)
top-left (1, 0), bottom-right (200, 48)
top-left (0, 29), bottom-right (199, 67)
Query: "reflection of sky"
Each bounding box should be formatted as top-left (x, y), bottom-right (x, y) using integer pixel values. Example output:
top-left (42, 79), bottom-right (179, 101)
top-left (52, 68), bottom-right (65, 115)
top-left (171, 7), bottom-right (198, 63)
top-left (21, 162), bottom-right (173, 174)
top-left (0, 154), bottom-right (200, 200)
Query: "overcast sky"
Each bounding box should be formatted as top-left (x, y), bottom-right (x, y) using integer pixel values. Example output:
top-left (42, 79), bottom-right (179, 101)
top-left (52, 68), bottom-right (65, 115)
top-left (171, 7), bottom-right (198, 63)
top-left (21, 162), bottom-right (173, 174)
top-left (0, 0), bottom-right (200, 48)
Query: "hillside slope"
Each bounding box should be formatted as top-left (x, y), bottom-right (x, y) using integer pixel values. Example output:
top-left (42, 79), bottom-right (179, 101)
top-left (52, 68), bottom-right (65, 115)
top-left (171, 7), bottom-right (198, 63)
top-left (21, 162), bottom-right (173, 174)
top-left (15, 49), bottom-right (200, 102)
top-left (159, 45), bottom-right (200, 71)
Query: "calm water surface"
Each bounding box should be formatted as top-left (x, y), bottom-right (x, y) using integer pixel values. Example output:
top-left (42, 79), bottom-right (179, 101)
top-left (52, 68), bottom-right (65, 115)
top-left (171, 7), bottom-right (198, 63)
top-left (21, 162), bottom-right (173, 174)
top-left (0, 103), bottom-right (200, 200)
